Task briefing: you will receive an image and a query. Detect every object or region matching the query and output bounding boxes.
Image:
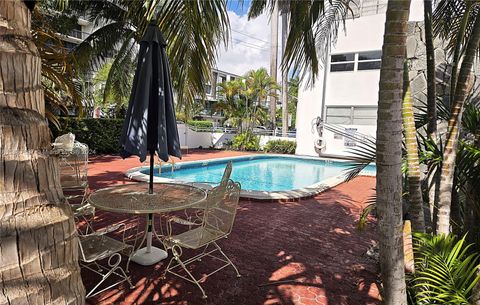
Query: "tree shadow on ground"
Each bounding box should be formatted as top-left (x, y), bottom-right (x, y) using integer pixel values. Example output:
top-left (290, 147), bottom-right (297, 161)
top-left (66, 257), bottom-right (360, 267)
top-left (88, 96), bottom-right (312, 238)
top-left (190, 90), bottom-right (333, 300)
top-left (81, 176), bottom-right (380, 305)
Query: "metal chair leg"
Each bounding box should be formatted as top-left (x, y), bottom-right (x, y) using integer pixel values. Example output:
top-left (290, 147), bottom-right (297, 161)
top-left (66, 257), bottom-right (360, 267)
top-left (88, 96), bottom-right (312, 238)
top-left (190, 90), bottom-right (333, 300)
top-left (213, 241), bottom-right (241, 277)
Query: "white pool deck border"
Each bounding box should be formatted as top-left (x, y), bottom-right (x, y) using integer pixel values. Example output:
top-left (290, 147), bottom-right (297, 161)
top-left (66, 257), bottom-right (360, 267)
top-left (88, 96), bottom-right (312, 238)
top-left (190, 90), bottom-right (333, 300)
top-left (125, 154), bottom-right (375, 201)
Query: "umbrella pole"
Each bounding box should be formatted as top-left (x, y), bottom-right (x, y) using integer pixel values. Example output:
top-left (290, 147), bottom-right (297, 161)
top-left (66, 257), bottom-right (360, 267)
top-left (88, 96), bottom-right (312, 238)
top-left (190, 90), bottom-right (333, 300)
top-left (147, 151), bottom-right (154, 253)
top-left (149, 151), bottom-right (154, 194)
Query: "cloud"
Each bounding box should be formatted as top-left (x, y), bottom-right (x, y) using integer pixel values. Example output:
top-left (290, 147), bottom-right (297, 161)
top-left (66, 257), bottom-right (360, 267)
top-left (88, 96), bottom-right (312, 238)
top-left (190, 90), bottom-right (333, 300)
top-left (216, 10), bottom-right (272, 76)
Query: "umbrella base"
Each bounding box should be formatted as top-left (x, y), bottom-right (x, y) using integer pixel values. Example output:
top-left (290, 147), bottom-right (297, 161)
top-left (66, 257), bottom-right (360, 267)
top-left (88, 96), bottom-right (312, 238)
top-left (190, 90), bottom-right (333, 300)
top-left (131, 246), bottom-right (168, 266)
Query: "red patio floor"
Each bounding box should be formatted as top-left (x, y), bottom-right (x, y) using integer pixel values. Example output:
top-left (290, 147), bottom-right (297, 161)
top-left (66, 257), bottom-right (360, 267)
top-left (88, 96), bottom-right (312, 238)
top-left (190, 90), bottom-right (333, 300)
top-left (83, 150), bottom-right (380, 305)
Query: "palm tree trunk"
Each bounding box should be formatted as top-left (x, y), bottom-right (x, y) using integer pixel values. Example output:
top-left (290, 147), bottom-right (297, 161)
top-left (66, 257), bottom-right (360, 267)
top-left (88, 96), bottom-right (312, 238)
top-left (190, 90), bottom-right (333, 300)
top-left (424, 0), bottom-right (438, 230)
top-left (449, 3), bottom-right (473, 104)
top-left (269, 0), bottom-right (279, 129)
top-left (376, 0), bottom-right (411, 303)
top-left (0, 1), bottom-right (85, 304)
top-left (436, 13), bottom-right (480, 235)
top-left (424, 0), bottom-right (436, 137)
top-left (281, 12), bottom-right (288, 137)
top-left (403, 61), bottom-right (426, 233)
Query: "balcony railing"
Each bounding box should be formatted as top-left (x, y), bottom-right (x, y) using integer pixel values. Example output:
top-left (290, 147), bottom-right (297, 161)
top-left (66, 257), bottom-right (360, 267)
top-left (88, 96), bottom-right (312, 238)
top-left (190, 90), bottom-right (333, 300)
top-left (66, 29), bottom-right (91, 40)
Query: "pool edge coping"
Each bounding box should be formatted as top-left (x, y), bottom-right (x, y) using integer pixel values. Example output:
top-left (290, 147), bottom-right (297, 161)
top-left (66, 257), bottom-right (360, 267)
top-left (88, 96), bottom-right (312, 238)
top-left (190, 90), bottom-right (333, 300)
top-left (125, 154), bottom-right (376, 201)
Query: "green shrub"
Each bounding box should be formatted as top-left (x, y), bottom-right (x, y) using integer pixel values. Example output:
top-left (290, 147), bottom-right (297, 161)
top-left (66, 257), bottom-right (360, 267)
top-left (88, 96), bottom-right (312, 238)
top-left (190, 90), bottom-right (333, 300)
top-left (231, 131), bottom-right (260, 151)
top-left (408, 233), bottom-right (480, 304)
top-left (187, 120), bottom-right (213, 129)
top-left (264, 139), bottom-right (296, 154)
top-left (51, 117), bottom-right (124, 154)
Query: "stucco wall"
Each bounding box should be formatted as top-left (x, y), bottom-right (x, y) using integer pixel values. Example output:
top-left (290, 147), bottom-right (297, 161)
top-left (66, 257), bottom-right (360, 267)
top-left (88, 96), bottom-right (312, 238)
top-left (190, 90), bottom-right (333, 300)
top-left (296, 0), bottom-right (425, 157)
top-left (177, 123), bottom-right (295, 150)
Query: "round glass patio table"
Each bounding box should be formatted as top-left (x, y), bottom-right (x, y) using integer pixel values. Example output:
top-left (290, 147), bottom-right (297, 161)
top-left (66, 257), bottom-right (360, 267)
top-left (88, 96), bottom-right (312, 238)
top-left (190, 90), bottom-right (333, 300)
top-left (89, 182), bottom-right (207, 266)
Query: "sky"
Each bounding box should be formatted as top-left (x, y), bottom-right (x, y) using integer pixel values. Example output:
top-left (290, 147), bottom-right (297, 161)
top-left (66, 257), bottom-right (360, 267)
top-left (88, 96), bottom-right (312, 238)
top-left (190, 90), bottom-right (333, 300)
top-left (216, 0), bottom-right (272, 76)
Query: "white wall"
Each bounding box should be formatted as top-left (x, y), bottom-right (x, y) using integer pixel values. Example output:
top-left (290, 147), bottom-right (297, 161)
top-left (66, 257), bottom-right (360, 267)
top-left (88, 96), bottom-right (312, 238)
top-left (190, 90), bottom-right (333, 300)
top-left (177, 123), bottom-right (295, 150)
top-left (296, 0), bottom-right (424, 157)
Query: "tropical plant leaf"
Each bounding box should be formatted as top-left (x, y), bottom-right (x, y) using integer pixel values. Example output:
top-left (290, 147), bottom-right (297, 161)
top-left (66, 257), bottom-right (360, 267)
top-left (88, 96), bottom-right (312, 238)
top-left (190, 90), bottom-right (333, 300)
top-left (412, 233), bottom-right (480, 304)
top-left (322, 123), bottom-right (376, 182)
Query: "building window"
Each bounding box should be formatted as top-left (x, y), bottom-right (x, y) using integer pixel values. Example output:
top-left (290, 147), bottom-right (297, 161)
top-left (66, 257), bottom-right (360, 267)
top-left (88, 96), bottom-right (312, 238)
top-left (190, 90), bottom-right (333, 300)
top-left (205, 84), bottom-right (211, 94)
top-left (325, 105), bottom-right (377, 125)
top-left (330, 50), bottom-right (382, 72)
top-left (218, 75), bottom-right (227, 83)
top-left (330, 53), bottom-right (355, 72)
top-left (358, 50), bottom-right (382, 70)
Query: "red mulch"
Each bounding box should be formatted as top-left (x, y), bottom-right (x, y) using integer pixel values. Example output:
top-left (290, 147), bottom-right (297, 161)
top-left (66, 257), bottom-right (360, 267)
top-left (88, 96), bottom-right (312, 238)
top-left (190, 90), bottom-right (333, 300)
top-left (82, 150), bottom-right (380, 305)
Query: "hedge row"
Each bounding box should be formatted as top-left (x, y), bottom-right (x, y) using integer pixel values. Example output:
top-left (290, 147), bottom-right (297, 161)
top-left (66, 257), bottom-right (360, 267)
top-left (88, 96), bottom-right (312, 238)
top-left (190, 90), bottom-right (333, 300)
top-left (51, 117), bottom-right (124, 154)
top-left (263, 139), bottom-right (296, 154)
top-left (187, 120), bottom-right (213, 128)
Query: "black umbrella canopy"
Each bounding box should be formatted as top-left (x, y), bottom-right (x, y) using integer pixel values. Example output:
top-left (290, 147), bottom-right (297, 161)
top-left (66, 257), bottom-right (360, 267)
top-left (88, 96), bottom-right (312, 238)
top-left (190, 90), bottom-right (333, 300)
top-left (120, 24), bottom-right (181, 192)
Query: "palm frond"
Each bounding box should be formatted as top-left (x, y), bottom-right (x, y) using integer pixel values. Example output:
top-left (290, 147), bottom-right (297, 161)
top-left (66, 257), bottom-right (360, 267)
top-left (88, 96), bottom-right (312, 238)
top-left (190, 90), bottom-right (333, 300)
top-left (456, 142), bottom-right (480, 195)
top-left (414, 96), bottom-right (451, 128)
top-left (73, 22), bottom-right (132, 73)
top-left (249, 0), bottom-right (355, 86)
top-left (155, 0), bottom-right (230, 111)
top-left (357, 192), bottom-right (376, 231)
top-left (462, 102), bottom-right (480, 138)
top-left (32, 8), bottom-right (83, 122)
top-left (103, 39), bottom-right (136, 107)
top-left (412, 233), bottom-right (480, 304)
top-left (433, 0), bottom-right (480, 58)
top-left (323, 123), bottom-right (376, 182)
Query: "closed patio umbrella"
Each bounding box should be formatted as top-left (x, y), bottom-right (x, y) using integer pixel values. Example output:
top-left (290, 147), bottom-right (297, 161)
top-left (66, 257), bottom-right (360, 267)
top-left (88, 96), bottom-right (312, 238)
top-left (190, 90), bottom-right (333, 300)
top-left (120, 24), bottom-right (181, 265)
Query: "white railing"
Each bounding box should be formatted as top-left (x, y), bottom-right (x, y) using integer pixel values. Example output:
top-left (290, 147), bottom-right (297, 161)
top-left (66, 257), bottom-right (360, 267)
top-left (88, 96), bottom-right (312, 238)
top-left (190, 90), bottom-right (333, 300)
top-left (186, 124), bottom-right (296, 138)
top-left (187, 125), bottom-right (238, 133)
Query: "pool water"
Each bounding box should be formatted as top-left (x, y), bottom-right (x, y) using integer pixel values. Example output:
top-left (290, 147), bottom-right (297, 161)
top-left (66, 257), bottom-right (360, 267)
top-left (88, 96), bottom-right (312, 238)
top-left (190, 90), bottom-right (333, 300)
top-left (141, 155), bottom-right (375, 192)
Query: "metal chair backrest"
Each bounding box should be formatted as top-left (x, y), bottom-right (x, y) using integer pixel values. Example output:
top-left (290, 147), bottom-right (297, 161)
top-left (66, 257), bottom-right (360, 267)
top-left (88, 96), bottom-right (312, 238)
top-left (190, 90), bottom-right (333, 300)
top-left (200, 179), bottom-right (241, 243)
top-left (58, 141), bottom-right (89, 189)
top-left (219, 161), bottom-right (233, 187)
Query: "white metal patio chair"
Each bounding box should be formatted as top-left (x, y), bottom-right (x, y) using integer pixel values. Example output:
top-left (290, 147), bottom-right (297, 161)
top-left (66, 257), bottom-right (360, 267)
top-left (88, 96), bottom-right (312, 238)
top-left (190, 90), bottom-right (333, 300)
top-left (163, 179), bottom-right (241, 299)
top-left (78, 223), bottom-right (136, 298)
top-left (55, 140), bottom-right (95, 233)
top-left (179, 161), bottom-right (233, 225)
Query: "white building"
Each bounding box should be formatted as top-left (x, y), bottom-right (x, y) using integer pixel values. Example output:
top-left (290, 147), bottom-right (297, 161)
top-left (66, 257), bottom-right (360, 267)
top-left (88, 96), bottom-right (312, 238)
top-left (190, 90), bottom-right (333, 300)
top-left (195, 68), bottom-right (241, 126)
top-left (295, 0), bottom-right (424, 157)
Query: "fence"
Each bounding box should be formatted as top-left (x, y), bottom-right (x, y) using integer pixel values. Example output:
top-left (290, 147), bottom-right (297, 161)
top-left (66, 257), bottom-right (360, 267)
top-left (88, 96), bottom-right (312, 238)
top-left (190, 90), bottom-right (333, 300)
top-left (186, 124), bottom-right (297, 138)
top-left (178, 123), bottom-right (296, 149)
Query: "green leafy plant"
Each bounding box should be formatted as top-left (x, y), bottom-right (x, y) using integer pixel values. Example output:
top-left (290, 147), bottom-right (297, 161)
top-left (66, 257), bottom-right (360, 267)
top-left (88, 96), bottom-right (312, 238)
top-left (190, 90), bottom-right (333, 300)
top-left (187, 120), bottom-right (213, 129)
top-left (264, 140), bottom-right (296, 154)
top-left (411, 233), bottom-right (480, 304)
top-left (231, 131), bottom-right (260, 151)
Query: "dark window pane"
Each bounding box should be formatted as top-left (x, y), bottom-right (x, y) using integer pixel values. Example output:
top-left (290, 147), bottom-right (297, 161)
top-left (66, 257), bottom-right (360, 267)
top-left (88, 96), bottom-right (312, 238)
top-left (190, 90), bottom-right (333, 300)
top-left (330, 62), bottom-right (354, 72)
top-left (358, 50), bottom-right (382, 61)
top-left (358, 61), bottom-right (381, 70)
top-left (331, 53), bottom-right (355, 62)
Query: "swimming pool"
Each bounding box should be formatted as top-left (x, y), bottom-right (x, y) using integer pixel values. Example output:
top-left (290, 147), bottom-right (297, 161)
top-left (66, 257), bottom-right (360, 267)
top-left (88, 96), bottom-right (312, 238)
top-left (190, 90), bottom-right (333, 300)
top-left (127, 155), bottom-right (375, 200)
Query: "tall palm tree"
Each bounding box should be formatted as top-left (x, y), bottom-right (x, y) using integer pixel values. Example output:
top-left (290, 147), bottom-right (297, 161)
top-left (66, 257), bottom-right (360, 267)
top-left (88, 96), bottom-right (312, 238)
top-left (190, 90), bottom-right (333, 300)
top-left (269, 0), bottom-right (279, 128)
top-left (216, 80), bottom-right (247, 131)
top-left (281, 11), bottom-right (289, 136)
top-left (244, 68), bottom-right (279, 130)
top-left (376, 0), bottom-right (411, 303)
top-left (69, 0), bottom-right (230, 113)
top-left (424, 0), bottom-right (438, 227)
top-left (437, 10), bottom-right (480, 234)
top-left (403, 61), bottom-right (426, 233)
top-left (0, 0), bottom-right (84, 303)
